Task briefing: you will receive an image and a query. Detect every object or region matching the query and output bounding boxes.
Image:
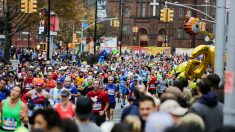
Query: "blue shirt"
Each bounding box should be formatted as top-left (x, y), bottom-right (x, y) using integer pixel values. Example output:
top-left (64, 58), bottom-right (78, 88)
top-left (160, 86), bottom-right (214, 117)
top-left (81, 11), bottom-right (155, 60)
top-left (141, 70), bottom-right (149, 82)
top-left (65, 84), bottom-right (79, 104)
top-left (106, 83), bottom-right (117, 103)
top-left (119, 74), bottom-right (126, 89)
top-left (130, 80), bottom-right (135, 94)
top-left (0, 91), bottom-right (7, 102)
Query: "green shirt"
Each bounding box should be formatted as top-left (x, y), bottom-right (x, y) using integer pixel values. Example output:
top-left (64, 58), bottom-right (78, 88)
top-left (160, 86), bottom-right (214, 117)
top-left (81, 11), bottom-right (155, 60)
top-left (1, 98), bottom-right (23, 131)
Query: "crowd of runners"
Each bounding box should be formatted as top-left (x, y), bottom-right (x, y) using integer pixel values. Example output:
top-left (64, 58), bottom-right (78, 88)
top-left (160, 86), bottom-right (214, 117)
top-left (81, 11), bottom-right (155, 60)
top-left (0, 51), bottom-right (230, 132)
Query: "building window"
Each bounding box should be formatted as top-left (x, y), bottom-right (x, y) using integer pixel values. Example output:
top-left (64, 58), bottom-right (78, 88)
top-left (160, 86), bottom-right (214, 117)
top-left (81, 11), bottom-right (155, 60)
top-left (178, 28), bottom-right (183, 39)
top-left (185, 33), bottom-right (191, 39)
top-left (179, 8), bottom-right (184, 19)
top-left (124, 8), bottom-right (131, 17)
top-left (142, 3), bottom-right (146, 17)
top-left (18, 32), bottom-right (22, 39)
top-left (123, 24), bottom-right (131, 35)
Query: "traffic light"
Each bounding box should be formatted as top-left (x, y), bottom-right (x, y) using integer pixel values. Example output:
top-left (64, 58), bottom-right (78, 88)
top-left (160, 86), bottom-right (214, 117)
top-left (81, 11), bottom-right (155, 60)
top-left (199, 22), bottom-right (206, 32)
top-left (112, 20), bottom-right (120, 27)
top-left (73, 33), bottom-right (78, 43)
top-left (28, 0), bottom-right (37, 13)
top-left (21, 0), bottom-right (29, 13)
top-left (167, 8), bottom-right (174, 22)
top-left (160, 8), bottom-right (167, 22)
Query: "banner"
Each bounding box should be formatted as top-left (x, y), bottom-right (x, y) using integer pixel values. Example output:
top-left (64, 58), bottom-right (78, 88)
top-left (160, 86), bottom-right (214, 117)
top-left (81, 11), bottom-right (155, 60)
top-left (144, 47), bottom-right (171, 56)
top-left (99, 37), bottom-right (117, 49)
top-left (50, 16), bottom-right (59, 32)
top-left (175, 48), bottom-right (194, 57)
top-left (122, 46), bottom-right (171, 56)
top-left (97, 0), bottom-right (107, 21)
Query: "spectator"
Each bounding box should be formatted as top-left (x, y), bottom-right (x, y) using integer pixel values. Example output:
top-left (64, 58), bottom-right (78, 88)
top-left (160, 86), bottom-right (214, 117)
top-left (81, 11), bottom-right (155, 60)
top-left (176, 113), bottom-right (205, 131)
top-left (190, 80), bottom-right (223, 132)
top-left (32, 108), bottom-right (63, 131)
top-left (159, 100), bottom-right (188, 123)
top-left (139, 96), bottom-right (157, 131)
top-left (111, 123), bottom-right (132, 132)
top-left (145, 112), bottom-right (174, 132)
top-left (124, 115), bottom-right (141, 132)
top-left (76, 96), bottom-right (101, 132)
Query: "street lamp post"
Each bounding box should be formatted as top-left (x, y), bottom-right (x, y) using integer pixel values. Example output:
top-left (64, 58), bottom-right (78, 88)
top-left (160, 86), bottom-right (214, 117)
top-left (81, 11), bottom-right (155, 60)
top-left (94, 0), bottom-right (98, 62)
top-left (119, 0), bottom-right (124, 55)
top-left (47, 0), bottom-right (51, 60)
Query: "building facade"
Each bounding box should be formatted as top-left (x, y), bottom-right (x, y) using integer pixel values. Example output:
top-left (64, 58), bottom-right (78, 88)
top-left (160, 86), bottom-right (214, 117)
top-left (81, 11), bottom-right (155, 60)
top-left (106, 0), bottom-right (216, 48)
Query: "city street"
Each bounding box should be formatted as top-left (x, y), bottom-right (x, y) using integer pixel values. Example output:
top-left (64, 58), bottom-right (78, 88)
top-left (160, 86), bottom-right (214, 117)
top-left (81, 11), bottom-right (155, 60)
top-left (0, 0), bottom-right (235, 132)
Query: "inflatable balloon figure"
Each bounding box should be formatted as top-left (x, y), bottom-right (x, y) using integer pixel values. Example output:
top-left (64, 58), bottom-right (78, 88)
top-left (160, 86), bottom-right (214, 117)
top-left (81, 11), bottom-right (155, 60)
top-left (98, 50), bottom-right (107, 64)
top-left (175, 45), bottom-right (214, 79)
top-left (184, 15), bottom-right (201, 36)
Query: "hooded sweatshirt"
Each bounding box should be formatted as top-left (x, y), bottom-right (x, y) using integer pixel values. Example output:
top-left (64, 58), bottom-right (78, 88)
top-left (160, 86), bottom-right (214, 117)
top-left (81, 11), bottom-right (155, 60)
top-left (190, 91), bottom-right (223, 132)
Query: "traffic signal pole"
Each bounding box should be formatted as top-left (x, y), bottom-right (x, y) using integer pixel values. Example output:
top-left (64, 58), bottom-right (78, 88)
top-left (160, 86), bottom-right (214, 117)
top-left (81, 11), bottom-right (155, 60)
top-left (165, 1), bottom-right (215, 21)
top-left (47, 0), bottom-right (51, 60)
top-left (224, 0), bottom-right (235, 126)
top-left (215, 0), bottom-right (226, 84)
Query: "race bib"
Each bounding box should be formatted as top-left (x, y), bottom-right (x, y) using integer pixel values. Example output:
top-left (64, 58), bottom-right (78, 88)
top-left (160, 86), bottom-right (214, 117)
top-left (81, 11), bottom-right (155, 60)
top-left (3, 118), bottom-right (17, 130)
top-left (93, 102), bottom-right (102, 111)
top-left (150, 84), bottom-right (155, 89)
top-left (34, 104), bottom-right (43, 110)
top-left (107, 89), bottom-right (115, 95)
top-left (25, 83), bottom-right (31, 90)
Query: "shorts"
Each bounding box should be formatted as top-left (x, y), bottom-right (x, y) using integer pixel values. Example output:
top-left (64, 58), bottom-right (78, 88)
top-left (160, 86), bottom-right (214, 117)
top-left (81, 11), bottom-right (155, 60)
top-left (108, 102), bottom-right (116, 110)
top-left (90, 113), bottom-right (106, 126)
top-left (119, 88), bottom-right (127, 95)
top-left (148, 89), bottom-right (156, 95)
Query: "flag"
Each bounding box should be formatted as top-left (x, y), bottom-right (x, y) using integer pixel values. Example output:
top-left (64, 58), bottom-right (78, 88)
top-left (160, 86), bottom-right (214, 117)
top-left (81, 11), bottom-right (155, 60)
top-left (82, 22), bottom-right (89, 31)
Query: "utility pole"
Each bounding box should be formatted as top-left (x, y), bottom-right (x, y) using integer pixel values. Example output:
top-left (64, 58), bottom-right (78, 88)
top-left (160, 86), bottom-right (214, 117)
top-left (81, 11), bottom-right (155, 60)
top-left (224, 0), bottom-right (235, 126)
top-left (47, 0), bottom-right (51, 60)
top-left (94, 0), bottom-right (97, 62)
top-left (215, 0), bottom-right (226, 83)
top-left (119, 0), bottom-right (124, 55)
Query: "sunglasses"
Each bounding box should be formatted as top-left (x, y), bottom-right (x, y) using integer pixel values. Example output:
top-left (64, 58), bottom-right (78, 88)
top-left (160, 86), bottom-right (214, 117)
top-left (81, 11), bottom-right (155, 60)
top-left (108, 80), bottom-right (113, 81)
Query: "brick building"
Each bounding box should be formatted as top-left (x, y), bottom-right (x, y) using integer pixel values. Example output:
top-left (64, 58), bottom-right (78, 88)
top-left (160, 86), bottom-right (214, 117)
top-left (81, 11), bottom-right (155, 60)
top-left (106, 0), bottom-right (216, 48)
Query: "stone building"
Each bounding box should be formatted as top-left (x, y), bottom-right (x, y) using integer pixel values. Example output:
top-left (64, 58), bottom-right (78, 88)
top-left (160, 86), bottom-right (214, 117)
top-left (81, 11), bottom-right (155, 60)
top-left (106, 0), bottom-right (216, 48)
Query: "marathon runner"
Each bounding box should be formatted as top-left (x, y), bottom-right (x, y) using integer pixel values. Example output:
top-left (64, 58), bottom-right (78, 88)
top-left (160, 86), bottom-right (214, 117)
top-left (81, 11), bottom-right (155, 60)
top-left (105, 76), bottom-right (117, 121)
top-left (87, 80), bottom-right (109, 126)
top-left (0, 86), bottom-right (28, 132)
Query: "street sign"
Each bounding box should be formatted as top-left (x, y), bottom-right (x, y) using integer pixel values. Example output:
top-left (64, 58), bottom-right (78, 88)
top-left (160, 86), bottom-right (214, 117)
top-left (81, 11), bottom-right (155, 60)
top-left (22, 32), bottom-right (29, 35)
top-left (50, 31), bottom-right (57, 36)
top-left (0, 35), bottom-right (5, 38)
top-left (76, 31), bottom-right (82, 34)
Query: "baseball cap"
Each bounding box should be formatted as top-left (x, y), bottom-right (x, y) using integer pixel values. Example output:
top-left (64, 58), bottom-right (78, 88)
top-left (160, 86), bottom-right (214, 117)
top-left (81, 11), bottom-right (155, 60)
top-left (48, 67), bottom-right (53, 70)
top-left (159, 100), bottom-right (188, 116)
top-left (34, 78), bottom-right (44, 86)
top-left (61, 89), bottom-right (70, 97)
top-left (75, 97), bottom-right (93, 119)
top-left (56, 77), bottom-right (64, 84)
top-left (145, 112), bottom-right (174, 132)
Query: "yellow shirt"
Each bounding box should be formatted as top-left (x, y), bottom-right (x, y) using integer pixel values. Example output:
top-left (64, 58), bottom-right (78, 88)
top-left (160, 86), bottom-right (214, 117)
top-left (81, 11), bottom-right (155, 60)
top-left (75, 77), bottom-right (84, 86)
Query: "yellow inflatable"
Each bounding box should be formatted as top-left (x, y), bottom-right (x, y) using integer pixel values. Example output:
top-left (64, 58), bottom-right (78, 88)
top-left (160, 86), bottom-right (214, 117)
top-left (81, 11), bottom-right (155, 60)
top-left (176, 45), bottom-right (215, 79)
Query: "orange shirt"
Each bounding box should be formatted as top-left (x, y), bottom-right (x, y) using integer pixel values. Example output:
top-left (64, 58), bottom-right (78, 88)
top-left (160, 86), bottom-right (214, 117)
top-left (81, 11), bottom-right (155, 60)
top-left (45, 79), bottom-right (56, 90)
